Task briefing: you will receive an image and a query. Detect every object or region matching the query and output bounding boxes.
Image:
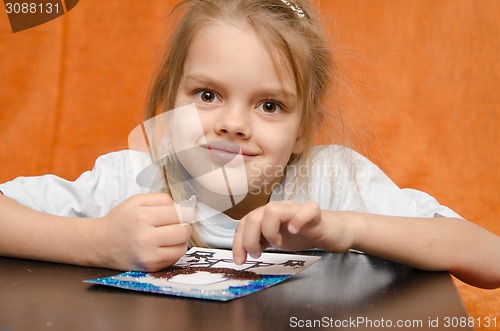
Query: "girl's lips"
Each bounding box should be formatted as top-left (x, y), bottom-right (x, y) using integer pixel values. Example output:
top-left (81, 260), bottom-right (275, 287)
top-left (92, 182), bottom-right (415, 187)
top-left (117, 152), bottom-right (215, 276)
top-left (201, 142), bottom-right (257, 165)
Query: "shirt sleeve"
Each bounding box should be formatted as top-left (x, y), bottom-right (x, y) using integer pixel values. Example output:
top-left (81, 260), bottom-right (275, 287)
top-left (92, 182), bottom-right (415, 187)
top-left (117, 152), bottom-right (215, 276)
top-left (308, 146), bottom-right (462, 219)
top-left (0, 150), bottom-right (150, 218)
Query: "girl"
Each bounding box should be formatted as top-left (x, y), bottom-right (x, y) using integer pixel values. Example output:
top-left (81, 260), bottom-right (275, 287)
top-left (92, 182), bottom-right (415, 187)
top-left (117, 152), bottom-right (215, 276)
top-left (0, 0), bottom-right (499, 289)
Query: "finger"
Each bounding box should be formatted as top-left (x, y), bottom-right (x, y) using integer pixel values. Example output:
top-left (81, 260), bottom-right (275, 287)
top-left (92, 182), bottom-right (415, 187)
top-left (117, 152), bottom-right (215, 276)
top-left (232, 218), bottom-right (247, 265)
top-left (240, 208), bottom-right (267, 259)
top-left (144, 204), bottom-right (195, 227)
top-left (129, 193), bottom-right (175, 207)
top-left (288, 200), bottom-right (322, 235)
top-left (260, 201), bottom-right (300, 247)
top-left (142, 206), bottom-right (183, 227)
top-left (233, 206), bottom-right (267, 261)
top-left (153, 223), bottom-right (193, 247)
top-left (140, 243), bottom-right (189, 272)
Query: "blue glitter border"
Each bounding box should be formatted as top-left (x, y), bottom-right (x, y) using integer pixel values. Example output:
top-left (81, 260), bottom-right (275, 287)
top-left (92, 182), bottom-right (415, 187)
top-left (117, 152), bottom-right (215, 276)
top-left (85, 272), bottom-right (290, 301)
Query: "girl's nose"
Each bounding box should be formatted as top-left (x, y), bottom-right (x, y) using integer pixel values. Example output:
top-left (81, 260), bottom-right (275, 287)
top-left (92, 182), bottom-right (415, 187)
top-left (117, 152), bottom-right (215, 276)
top-left (214, 105), bottom-right (251, 138)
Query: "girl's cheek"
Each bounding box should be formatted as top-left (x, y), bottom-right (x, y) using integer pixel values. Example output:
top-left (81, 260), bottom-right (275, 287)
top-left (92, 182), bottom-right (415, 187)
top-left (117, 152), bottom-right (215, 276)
top-left (198, 113), bottom-right (218, 135)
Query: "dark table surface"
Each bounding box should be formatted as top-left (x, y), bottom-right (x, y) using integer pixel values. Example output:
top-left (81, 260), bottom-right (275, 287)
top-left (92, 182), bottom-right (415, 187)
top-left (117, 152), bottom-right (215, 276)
top-left (0, 252), bottom-right (473, 331)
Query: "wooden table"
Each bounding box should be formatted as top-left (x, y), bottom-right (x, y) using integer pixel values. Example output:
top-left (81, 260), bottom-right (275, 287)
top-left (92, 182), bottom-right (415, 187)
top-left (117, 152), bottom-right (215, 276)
top-left (0, 252), bottom-right (473, 330)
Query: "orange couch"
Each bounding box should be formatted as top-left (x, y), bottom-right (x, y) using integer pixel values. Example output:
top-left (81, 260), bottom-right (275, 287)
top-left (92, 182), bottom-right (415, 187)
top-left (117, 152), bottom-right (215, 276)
top-left (0, 1), bottom-right (498, 326)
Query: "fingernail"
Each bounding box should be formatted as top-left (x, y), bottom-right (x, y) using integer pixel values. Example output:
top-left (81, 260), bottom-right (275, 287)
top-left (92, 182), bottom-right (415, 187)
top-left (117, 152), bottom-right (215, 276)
top-left (234, 255), bottom-right (243, 265)
top-left (288, 224), bottom-right (299, 234)
top-left (249, 251), bottom-right (261, 259)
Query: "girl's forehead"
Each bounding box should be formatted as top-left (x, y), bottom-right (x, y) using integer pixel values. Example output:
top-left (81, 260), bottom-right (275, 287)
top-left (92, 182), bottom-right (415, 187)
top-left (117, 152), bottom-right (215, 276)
top-left (184, 20), bottom-right (297, 95)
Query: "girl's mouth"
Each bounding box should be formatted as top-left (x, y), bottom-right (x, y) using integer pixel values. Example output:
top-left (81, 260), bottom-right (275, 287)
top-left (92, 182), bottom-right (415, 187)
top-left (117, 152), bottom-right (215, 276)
top-left (201, 142), bottom-right (257, 165)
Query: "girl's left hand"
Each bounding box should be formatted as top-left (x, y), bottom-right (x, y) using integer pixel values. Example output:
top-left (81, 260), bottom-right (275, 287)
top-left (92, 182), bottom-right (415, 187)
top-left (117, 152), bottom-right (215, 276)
top-left (232, 200), bottom-right (355, 265)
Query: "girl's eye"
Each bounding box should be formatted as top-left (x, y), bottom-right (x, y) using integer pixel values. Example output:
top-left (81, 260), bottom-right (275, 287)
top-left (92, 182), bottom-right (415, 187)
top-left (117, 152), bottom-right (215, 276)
top-left (194, 90), bottom-right (220, 103)
top-left (257, 101), bottom-right (283, 114)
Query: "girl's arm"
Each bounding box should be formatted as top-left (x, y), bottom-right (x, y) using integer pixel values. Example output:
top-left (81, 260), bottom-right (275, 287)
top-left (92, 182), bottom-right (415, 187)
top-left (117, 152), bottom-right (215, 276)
top-left (0, 193), bottom-right (191, 271)
top-left (337, 211), bottom-right (500, 289)
top-left (232, 200), bottom-right (500, 289)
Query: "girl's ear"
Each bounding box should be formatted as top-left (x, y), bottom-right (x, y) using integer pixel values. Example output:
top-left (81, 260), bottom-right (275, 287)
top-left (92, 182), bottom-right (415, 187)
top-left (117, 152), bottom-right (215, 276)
top-left (292, 110), bottom-right (324, 154)
top-left (292, 134), bottom-right (306, 154)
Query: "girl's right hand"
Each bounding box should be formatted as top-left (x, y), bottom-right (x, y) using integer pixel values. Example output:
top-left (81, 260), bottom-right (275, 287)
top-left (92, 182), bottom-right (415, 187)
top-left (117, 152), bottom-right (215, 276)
top-left (93, 193), bottom-right (192, 271)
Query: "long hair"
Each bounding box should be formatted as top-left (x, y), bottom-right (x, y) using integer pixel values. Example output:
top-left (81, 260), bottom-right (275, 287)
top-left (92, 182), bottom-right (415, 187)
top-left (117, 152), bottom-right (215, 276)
top-left (145, 0), bottom-right (335, 246)
top-left (147, 0), bottom-right (332, 148)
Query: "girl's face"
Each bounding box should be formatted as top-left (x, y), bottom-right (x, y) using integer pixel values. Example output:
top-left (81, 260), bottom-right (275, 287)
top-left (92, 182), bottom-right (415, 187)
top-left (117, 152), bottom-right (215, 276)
top-left (173, 21), bottom-right (303, 204)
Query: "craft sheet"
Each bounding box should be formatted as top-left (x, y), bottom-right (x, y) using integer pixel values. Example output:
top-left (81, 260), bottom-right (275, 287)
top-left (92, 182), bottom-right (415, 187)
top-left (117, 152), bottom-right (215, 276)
top-left (85, 247), bottom-right (321, 301)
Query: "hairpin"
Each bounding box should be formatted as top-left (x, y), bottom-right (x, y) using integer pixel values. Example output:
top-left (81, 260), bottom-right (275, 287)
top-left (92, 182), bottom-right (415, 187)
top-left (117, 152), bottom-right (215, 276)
top-left (279, 0), bottom-right (306, 19)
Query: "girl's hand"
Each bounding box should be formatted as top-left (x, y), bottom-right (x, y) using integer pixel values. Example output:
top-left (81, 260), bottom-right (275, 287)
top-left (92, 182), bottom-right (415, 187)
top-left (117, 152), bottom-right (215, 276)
top-left (233, 201), bottom-right (353, 264)
top-left (93, 193), bottom-right (192, 271)
top-left (232, 200), bottom-right (356, 265)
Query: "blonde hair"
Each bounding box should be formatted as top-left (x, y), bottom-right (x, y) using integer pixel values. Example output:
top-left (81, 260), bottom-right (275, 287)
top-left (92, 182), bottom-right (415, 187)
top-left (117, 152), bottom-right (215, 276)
top-left (145, 0), bottom-right (335, 246)
top-left (147, 0), bottom-right (333, 150)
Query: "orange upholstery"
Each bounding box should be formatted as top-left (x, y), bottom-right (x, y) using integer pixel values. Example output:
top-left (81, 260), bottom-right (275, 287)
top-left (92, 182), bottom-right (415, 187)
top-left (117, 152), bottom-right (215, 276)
top-left (319, 2), bottom-right (500, 326)
top-left (0, 0), bottom-right (498, 325)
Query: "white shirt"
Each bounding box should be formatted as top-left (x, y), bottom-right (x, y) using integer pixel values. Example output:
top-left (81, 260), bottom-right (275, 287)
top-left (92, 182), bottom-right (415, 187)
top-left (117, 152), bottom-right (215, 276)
top-left (0, 145), bottom-right (461, 248)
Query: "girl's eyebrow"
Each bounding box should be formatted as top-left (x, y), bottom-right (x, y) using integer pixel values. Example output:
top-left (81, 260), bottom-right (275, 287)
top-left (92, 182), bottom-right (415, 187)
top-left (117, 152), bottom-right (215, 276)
top-left (184, 74), bottom-right (224, 90)
top-left (183, 73), bottom-right (297, 101)
top-left (260, 89), bottom-right (297, 102)
top-left (185, 74), bottom-right (224, 91)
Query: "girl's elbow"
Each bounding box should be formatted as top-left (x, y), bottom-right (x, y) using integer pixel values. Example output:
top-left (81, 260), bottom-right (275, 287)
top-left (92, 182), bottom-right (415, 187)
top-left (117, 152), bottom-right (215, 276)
top-left (451, 269), bottom-right (500, 289)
